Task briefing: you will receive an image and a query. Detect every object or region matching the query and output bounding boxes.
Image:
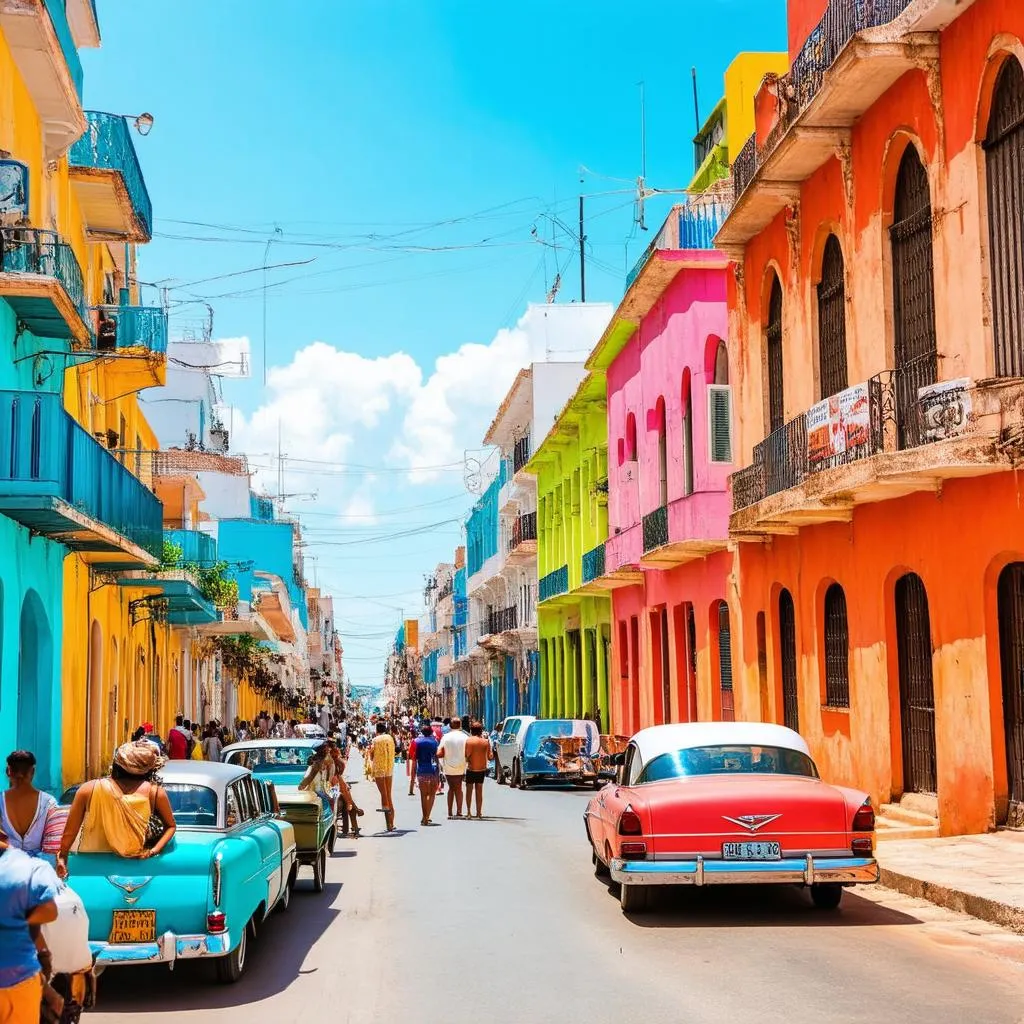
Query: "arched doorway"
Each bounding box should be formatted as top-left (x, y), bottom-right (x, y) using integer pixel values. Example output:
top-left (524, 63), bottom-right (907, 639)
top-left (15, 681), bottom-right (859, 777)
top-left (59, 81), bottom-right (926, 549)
top-left (17, 591), bottom-right (53, 783)
top-left (87, 620), bottom-right (103, 776)
top-left (894, 572), bottom-right (937, 795)
top-left (108, 636), bottom-right (119, 759)
top-left (890, 146), bottom-right (938, 449)
top-left (997, 563), bottom-right (1024, 827)
top-left (766, 274), bottom-right (784, 435)
top-left (779, 588), bottom-right (799, 731)
top-left (984, 56), bottom-right (1024, 378)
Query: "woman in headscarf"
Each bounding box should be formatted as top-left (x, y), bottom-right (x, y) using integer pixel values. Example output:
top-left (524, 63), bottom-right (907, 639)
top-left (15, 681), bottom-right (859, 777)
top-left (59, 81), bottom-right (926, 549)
top-left (55, 741), bottom-right (176, 880)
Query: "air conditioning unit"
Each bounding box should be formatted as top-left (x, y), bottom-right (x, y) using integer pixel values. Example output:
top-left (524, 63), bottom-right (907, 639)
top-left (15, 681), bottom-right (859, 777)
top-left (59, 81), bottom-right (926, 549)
top-left (707, 384), bottom-right (733, 464)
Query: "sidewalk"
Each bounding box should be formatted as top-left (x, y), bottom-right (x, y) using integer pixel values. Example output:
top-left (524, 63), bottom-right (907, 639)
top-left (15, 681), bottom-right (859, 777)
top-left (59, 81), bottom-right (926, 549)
top-left (875, 830), bottom-right (1024, 933)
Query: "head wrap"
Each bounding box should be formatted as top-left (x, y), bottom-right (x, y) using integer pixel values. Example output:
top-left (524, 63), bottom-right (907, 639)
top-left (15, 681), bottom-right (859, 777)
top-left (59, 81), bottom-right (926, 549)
top-left (113, 740), bottom-right (166, 776)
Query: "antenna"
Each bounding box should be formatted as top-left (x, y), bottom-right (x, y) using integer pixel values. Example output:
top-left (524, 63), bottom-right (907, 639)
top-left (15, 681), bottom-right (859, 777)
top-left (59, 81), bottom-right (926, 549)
top-left (635, 81), bottom-right (648, 232)
top-left (692, 67), bottom-right (701, 135)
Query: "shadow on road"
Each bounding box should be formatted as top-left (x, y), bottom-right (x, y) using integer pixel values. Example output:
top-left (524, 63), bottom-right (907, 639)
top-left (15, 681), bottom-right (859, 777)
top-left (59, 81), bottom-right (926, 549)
top-left (609, 884), bottom-right (922, 928)
top-left (90, 881), bottom-right (344, 1012)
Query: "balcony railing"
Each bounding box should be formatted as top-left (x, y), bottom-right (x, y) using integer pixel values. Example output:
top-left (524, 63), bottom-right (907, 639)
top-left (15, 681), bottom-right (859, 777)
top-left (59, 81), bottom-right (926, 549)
top-left (437, 579), bottom-right (454, 601)
top-left (513, 434), bottom-right (531, 474)
top-left (93, 304), bottom-right (168, 355)
top-left (626, 201), bottom-right (731, 289)
top-left (70, 111), bottom-right (153, 239)
top-left (0, 390), bottom-right (163, 558)
top-left (732, 0), bottom-right (915, 202)
top-left (0, 227), bottom-right (88, 333)
top-left (487, 605), bottom-right (518, 635)
top-left (165, 528), bottom-right (217, 566)
top-left (642, 505), bottom-right (669, 553)
top-left (539, 565), bottom-right (569, 602)
top-left (582, 543), bottom-right (606, 584)
top-left (43, 0), bottom-right (83, 100)
top-left (509, 510), bottom-right (537, 550)
top-left (731, 362), bottom-right (959, 512)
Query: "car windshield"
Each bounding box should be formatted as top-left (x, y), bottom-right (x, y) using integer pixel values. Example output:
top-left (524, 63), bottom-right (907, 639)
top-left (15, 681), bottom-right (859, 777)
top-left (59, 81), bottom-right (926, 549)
top-left (226, 746), bottom-right (313, 773)
top-left (164, 784), bottom-right (218, 827)
top-left (638, 744), bottom-right (819, 783)
top-left (523, 720), bottom-right (599, 757)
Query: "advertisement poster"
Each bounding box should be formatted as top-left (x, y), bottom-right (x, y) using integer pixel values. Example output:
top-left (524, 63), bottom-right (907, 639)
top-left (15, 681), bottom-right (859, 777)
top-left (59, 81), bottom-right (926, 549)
top-left (807, 382), bottom-right (871, 471)
top-left (918, 378), bottom-right (972, 443)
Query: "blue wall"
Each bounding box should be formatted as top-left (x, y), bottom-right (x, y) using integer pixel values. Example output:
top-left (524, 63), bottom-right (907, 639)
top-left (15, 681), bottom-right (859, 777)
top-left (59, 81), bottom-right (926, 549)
top-left (466, 462), bottom-right (506, 577)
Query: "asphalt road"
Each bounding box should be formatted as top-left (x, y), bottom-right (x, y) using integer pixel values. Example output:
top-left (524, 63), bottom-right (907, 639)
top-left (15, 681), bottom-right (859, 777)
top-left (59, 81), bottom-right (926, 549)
top-left (88, 763), bottom-right (1024, 1024)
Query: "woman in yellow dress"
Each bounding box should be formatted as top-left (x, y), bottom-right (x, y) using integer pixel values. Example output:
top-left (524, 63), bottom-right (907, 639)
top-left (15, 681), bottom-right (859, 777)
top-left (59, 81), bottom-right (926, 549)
top-left (369, 722), bottom-right (396, 832)
top-left (55, 741), bottom-right (176, 879)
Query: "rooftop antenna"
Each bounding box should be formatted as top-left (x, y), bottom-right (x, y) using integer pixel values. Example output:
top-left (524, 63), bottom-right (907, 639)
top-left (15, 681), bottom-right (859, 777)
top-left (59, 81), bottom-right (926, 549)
top-left (635, 81), bottom-right (648, 232)
top-left (692, 67), bottom-right (701, 135)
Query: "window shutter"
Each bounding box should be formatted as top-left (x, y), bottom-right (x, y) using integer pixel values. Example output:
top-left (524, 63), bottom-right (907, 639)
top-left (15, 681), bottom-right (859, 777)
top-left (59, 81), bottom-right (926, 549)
top-left (707, 384), bottom-right (733, 463)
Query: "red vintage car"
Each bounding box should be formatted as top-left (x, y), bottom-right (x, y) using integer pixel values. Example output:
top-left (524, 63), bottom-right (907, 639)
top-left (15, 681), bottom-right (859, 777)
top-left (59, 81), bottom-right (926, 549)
top-left (584, 722), bottom-right (878, 913)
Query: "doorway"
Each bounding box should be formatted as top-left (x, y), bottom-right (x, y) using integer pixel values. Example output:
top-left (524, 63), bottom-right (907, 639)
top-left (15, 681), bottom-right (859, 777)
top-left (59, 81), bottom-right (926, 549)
top-left (895, 573), bottom-right (937, 795)
top-left (997, 563), bottom-right (1024, 827)
top-left (17, 591), bottom-right (53, 786)
top-left (779, 589), bottom-right (799, 731)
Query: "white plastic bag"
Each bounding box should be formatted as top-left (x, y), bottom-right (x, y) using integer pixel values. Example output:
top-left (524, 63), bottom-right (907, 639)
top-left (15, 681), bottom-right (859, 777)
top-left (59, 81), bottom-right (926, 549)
top-left (41, 884), bottom-right (92, 975)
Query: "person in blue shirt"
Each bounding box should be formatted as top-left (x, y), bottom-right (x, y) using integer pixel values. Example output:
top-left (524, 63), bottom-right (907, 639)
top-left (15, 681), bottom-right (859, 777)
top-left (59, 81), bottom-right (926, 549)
top-left (0, 824), bottom-right (60, 1022)
top-left (410, 723), bottom-right (440, 827)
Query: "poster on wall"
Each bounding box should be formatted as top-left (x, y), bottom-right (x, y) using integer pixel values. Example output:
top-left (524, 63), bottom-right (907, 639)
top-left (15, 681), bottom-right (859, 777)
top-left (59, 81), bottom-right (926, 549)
top-left (807, 382), bottom-right (871, 471)
top-left (918, 378), bottom-right (972, 443)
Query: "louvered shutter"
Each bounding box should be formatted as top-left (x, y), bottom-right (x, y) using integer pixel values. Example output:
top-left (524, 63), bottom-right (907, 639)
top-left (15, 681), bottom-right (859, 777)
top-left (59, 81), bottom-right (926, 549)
top-left (707, 384), bottom-right (733, 463)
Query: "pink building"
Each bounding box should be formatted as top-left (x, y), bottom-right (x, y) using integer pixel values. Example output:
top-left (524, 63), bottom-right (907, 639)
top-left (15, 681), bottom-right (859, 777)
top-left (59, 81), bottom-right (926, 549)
top-left (586, 202), bottom-right (736, 736)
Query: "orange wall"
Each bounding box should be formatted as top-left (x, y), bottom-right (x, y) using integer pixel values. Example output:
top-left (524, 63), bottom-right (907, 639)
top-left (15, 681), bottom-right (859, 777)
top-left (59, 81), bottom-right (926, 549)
top-left (786, 0), bottom-right (828, 62)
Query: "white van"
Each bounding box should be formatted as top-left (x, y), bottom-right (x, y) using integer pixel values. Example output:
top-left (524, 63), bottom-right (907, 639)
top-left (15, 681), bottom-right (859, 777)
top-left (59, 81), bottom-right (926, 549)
top-left (493, 715), bottom-right (536, 784)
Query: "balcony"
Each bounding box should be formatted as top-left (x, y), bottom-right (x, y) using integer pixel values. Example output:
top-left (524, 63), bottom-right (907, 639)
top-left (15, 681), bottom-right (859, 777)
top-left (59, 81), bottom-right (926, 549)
top-left (626, 201), bottom-right (731, 290)
top-left (257, 586), bottom-right (295, 643)
top-left (513, 434), bottom-right (531, 475)
top-left (486, 605), bottom-right (518, 636)
top-left (114, 569), bottom-right (218, 627)
top-left (70, 111), bottom-right (153, 242)
top-left (0, 228), bottom-right (91, 343)
top-left (0, 0), bottom-right (86, 159)
top-left (638, 494), bottom-right (731, 569)
top-left (507, 510), bottom-right (537, 564)
top-left (196, 600), bottom-right (274, 640)
top-left (730, 369), bottom-right (1022, 536)
top-left (539, 565), bottom-right (569, 603)
top-left (716, 0), bottom-right (973, 249)
top-left (165, 528), bottom-right (217, 566)
top-left (93, 304), bottom-right (167, 355)
top-left (0, 390), bottom-right (161, 566)
top-left (577, 542), bottom-right (609, 594)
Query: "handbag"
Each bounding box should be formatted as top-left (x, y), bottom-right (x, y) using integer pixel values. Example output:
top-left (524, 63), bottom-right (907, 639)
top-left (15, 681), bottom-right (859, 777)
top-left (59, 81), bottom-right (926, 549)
top-left (144, 785), bottom-right (166, 849)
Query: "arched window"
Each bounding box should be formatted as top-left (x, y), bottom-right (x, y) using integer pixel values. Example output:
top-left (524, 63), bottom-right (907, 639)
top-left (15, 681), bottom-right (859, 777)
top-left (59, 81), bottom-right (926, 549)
top-left (985, 56), bottom-right (1024, 378)
top-left (823, 583), bottom-right (850, 708)
top-left (816, 234), bottom-right (848, 398)
top-left (655, 397), bottom-right (667, 507)
top-left (625, 412), bottom-right (637, 461)
top-left (708, 338), bottom-right (732, 464)
top-left (890, 145), bottom-right (937, 449)
top-left (681, 370), bottom-right (694, 496)
top-left (766, 273), bottom-right (784, 435)
top-left (713, 339), bottom-right (729, 385)
top-left (778, 588), bottom-right (798, 731)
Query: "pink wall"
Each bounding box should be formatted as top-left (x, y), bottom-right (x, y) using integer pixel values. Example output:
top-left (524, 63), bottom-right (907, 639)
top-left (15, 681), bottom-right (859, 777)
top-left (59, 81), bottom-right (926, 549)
top-left (606, 258), bottom-right (731, 563)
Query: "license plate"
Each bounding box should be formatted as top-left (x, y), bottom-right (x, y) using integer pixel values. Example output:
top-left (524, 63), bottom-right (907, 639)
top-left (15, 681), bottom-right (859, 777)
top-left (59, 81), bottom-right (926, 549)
top-left (722, 841), bottom-right (782, 860)
top-left (109, 909), bottom-right (156, 944)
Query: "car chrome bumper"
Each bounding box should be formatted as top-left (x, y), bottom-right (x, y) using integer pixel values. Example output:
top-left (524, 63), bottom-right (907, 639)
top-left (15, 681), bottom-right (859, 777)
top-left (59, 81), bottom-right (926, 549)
top-left (610, 855), bottom-right (879, 887)
top-left (89, 930), bottom-right (233, 965)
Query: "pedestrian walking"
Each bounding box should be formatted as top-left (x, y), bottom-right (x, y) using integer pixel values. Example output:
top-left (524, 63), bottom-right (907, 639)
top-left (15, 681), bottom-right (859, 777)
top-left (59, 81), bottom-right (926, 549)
top-left (166, 715), bottom-right (190, 760)
top-left (201, 725), bottom-right (222, 763)
top-left (0, 825), bottom-right (60, 1024)
top-left (464, 722), bottom-right (491, 819)
top-left (438, 717), bottom-right (468, 818)
top-left (369, 722), bottom-right (396, 832)
top-left (410, 723), bottom-right (440, 826)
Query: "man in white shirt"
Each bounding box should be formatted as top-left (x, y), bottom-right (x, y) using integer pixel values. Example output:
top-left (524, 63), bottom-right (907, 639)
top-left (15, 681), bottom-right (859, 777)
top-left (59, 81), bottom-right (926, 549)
top-left (437, 718), bottom-right (469, 818)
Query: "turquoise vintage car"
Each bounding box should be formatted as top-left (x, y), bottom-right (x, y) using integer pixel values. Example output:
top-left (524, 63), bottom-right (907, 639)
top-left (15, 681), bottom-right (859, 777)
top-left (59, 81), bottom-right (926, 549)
top-left (66, 761), bottom-right (297, 984)
top-left (222, 739), bottom-right (337, 890)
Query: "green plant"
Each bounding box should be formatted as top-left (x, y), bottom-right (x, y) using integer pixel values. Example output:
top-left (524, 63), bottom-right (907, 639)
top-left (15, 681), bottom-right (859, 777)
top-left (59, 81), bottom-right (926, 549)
top-left (185, 559), bottom-right (239, 610)
top-left (160, 539), bottom-right (183, 570)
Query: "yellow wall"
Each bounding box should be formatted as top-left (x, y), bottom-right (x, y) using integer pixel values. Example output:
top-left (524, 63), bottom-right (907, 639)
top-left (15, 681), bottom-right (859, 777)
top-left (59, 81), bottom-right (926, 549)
top-left (723, 51), bottom-right (790, 158)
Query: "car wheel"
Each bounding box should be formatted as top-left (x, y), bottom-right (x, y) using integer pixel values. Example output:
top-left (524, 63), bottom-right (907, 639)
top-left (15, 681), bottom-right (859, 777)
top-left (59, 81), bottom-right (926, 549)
top-left (495, 757), bottom-right (505, 785)
top-left (619, 883), bottom-right (652, 914)
top-left (312, 845), bottom-right (327, 893)
top-left (215, 922), bottom-right (248, 984)
top-left (288, 864), bottom-right (298, 891)
top-left (593, 849), bottom-right (610, 879)
top-left (276, 879), bottom-right (291, 913)
top-left (510, 759), bottom-right (520, 788)
top-left (327, 825), bottom-right (337, 855)
top-left (810, 883), bottom-right (843, 910)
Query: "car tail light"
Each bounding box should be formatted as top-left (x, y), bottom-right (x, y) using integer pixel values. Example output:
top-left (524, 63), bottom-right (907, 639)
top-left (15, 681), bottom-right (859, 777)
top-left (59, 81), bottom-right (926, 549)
top-left (618, 807), bottom-right (642, 835)
top-left (852, 799), bottom-right (875, 832)
top-left (620, 841), bottom-right (647, 859)
top-left (207, 912), bottom-right (226, 934)
top-left (851, 838), bottom-right (873, 856)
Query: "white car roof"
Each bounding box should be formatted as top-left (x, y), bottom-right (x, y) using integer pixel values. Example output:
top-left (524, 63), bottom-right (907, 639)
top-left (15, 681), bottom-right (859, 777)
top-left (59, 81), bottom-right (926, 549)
top-left (630, 722), bottom-right (811, 765)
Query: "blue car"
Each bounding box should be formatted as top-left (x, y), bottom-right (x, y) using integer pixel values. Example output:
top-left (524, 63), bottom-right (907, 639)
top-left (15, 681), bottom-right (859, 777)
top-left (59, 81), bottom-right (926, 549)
top-left (511, 719), bottom-right (602, 789)
top-left (67, 761), bottom-right (297, 983)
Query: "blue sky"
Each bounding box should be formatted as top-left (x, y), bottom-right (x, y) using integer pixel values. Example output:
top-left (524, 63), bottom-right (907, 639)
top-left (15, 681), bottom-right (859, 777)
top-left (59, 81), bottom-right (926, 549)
top-left (83, 0), bottom-right (787, 687)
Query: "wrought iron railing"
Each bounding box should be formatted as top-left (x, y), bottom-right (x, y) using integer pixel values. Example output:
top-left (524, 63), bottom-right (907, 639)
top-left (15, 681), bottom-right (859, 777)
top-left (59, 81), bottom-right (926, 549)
top-left (626, 201), bottom-right (732, 289)
top-left (165, 528), bottom-right (217, 566)
top-left (513, 434), bottom-right (531, 474)
top-left (642, 505), bottom-right (669, 553)
top-left (733, 0), bottom-right (915, 202)
top-left (70, 111), bottom-right (153, 238)
top-left (510, 510), bottom-right (537, 550)
top-left (93, 304), bottom-right (168, 354)
top-left (582, 543), bottom-right (605, 584)
top-left (487, 605), bottom-right (518, 635)
top-left (0, 228), bottom-right (88, 327)
top-left (0, 390), bottom-right (163, 556)
top-left (539, 565), bottom-right (569, 602)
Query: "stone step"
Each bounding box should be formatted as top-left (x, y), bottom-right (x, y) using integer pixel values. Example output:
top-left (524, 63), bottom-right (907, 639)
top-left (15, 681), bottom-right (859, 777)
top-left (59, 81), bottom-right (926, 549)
top-left (879, 802), bottom-right (941, 828)
top-left (875, 817), bottom-right (940, 841)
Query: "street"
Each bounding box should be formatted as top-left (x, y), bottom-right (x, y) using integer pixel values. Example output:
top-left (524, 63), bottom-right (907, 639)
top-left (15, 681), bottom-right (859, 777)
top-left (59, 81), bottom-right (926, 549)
top-left (87, 768), bottom-right (1024, 1024)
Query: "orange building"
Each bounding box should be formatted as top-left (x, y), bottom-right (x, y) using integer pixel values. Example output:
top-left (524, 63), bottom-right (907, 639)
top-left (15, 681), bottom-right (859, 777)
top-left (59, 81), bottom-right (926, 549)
top-left (720, 0), bottom-right (1024, 837)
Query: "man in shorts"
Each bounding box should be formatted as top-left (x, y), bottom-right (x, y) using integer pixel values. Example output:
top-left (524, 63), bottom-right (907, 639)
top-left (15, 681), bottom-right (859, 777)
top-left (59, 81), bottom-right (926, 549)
top-left (464, 722), bottom-right (492, 819)
top-left (410, 723), bottom-right (440, 826)
top-left (437, 717), bottom-right (468, 818)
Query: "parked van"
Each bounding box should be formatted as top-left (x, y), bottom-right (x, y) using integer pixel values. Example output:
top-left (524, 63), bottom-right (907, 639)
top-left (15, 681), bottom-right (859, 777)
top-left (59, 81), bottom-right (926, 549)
top-left (493, 715), bottom-right (536, 784)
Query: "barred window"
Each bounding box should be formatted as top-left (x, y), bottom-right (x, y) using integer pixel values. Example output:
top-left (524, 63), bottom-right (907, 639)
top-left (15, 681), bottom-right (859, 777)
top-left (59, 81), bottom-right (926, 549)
top-left (823, 583), bottom-right (850, 708)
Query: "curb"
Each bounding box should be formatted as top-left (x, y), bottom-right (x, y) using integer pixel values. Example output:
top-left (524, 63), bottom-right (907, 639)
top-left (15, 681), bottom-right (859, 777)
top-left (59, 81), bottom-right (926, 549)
top-left (878, 867), bottom-right (1024, 934)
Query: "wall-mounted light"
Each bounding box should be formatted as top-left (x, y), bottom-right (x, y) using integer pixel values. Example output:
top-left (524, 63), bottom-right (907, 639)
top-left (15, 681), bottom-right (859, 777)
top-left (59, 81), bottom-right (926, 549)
top-left (132, 113), bottom-right (155, 136)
